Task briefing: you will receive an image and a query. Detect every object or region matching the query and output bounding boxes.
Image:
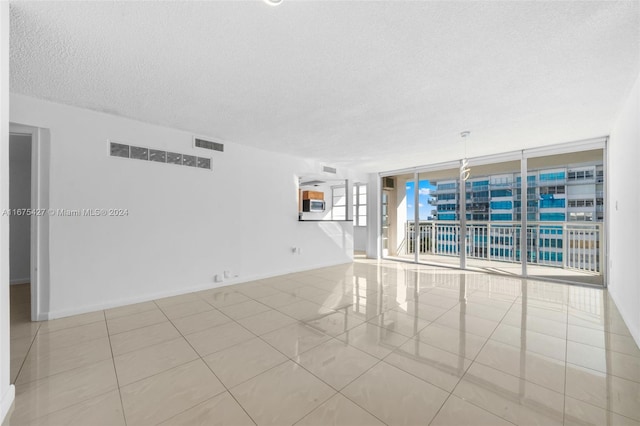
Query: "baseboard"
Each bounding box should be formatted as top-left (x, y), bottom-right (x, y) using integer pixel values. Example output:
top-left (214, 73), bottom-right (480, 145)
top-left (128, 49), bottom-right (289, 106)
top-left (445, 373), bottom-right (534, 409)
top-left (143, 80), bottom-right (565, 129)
top-left (608, 288), bottom-right (640, 349)
top-left (42, 258), bottom-right (354, 320)
top-left (10, 278), bottom-right (29, 285)
top-left (0, 385), bottom-right (15, 424)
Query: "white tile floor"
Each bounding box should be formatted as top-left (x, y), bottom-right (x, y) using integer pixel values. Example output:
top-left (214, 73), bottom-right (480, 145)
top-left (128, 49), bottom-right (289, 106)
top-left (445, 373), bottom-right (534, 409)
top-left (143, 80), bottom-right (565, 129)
top-left (4, 258), bottom-right (640, 426)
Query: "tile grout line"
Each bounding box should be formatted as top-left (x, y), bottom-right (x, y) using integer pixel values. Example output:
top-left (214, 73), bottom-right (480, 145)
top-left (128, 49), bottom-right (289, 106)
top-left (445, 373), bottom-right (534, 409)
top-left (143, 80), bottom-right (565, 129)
top-left (10, 321), bottom-right (41, 386)
top-left (14, 264), bottom-right (631, 425)
top-left (151, 299), bottom-right (259, 426)
top-left (426, 285), bottom-right (522, 426)
top-left (563, 291), bottom-right (570, 426)
top-left (329, 284), bottom-right (467, 423)
top-left (215, 286), bottom-right (392, 425)
top-left (322, 285), bottom-right (468, 424)
top-left (103, 310), bottom-right (129, 426)
top-left (217, 304), bottom-right (342, 424)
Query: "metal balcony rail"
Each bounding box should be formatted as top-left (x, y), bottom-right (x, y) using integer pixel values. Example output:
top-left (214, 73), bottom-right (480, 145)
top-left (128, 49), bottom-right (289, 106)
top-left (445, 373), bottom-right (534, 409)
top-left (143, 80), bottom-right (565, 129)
top-left (405, 220), bottom-right (603, 274)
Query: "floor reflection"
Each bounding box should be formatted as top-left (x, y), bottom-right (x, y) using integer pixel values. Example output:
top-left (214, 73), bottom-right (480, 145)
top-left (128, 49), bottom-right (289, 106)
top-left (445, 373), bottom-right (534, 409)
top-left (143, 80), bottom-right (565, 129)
top-left (6, 259), bottom-right (640, 426)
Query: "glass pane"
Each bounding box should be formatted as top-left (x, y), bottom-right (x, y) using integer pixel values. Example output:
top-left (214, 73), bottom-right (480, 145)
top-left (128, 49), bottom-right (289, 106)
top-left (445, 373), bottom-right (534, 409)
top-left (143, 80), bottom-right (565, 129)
top-left (110, 142), bottom-right (129, 158)
top-left (527, 149), bottom-right (604, 286)
top-left (182, 155), bottom-right (197, 167)
top-left (333, 195), bottom-right (346, 206)
top-left (166, 152), bottom-right (182, 164)
top-left (197, 157), bottom-right (211, 169)
top-left (149, 149), bottom-right (166, 163)
top-left (417, 168), bottom-right (461, 267)
top-left (381, 190), bottom-right (390, 254)
top-left (464, 159), bottom-right (522, 275)
top-left (130, 146), bottom-right (149, 160)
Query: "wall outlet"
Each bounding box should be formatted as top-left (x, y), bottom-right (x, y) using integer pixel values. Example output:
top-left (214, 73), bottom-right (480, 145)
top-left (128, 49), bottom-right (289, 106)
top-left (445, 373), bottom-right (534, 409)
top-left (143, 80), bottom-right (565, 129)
top-left (224, 270), bottom-right (231, 279)
top-left (214, 274), bottom-right (223, 283)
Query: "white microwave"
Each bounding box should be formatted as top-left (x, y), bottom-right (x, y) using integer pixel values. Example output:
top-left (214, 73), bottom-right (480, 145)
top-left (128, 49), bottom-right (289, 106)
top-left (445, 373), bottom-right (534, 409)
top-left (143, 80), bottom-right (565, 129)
top-left (302, 199), bottom-right (325, 212)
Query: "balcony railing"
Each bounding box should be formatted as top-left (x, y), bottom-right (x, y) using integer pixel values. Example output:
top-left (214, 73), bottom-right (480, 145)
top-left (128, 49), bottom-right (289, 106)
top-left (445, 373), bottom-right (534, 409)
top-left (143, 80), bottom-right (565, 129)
top-left (405, 220), bottom-right (603, 274)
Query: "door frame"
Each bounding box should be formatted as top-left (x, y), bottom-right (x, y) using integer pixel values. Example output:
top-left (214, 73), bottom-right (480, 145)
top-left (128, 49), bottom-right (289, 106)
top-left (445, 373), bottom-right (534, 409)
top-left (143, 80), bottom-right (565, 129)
top-left (9, 123), bottom-right (49, 321)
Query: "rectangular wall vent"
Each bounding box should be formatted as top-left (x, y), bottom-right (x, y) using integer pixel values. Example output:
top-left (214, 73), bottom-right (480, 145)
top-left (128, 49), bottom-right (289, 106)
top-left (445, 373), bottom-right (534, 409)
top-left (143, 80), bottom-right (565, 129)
top-left (322, 166), bottom-right (337, 174)
top-left (182, 154), bottom-right (197, 167)
top-left (110, 143), bottom-right (129, 158)
top-left (149, 149), bottom-right (166, 163)
top-left (110, 142), bottom-right (212, 171)
top-left (130, 146), bottom-right (148, 160)
top-left (383, 176), bottom-right (395, 189)
top-left (167, 152), bottom-right (182, 164)
top-left (194, 137), bottom-right (224, 152)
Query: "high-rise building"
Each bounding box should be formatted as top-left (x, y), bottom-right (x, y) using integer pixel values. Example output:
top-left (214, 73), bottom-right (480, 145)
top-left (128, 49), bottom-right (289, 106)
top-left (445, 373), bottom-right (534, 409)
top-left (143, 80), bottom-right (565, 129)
top-left (429, 161), bottom-right (603, 268)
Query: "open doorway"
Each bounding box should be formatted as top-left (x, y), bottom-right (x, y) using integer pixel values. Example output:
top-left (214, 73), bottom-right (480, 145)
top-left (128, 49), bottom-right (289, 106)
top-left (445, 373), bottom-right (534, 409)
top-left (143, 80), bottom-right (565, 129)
top-left (8, 124), bottom-right (50, 325)
top-left (8, 123), bottom-right (50, 382)
top-left (8, 131), bottom-right (34, 384)
top-left (9, 132), bottom-right (32, 310)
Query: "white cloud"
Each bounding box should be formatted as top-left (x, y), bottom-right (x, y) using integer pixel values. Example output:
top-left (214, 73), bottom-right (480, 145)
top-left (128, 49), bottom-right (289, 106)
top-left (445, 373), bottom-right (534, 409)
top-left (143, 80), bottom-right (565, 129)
top-left (419, 188), bottom-right (431, 195)
top-left (407, 204), bottom-right (413, 209)
top-left (419, 203), bottom-right (424, 207)
top-left (406, 185), bottom-right (412, 190)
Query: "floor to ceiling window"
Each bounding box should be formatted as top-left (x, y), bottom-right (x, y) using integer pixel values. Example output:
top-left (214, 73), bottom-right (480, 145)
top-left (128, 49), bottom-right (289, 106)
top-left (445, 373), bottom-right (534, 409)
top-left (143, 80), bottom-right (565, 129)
top-left (416, 167), bottom-right (462, 268)
top-left (526, 149), bottom-right (605, 286)
top-left (380, 139), bottom-right (606, 286)
top-left (463, 159), bottom-right (524, 274)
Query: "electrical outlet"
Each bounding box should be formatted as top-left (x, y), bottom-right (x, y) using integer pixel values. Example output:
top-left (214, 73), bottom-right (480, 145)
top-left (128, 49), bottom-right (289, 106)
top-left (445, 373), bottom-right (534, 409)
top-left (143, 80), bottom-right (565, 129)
top-left (224, 270), bottom-right (231, 279)
top-left (214, 274), bottom-right (223, 283)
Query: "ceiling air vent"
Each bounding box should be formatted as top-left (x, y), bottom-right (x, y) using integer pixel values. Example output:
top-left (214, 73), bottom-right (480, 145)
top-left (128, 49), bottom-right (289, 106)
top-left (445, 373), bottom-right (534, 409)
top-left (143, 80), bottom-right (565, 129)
top-left (383, 177), bottom-right (395, 189)
top-left (194, 137), bottom-right (224, 152)
top-left (322, 165), bottom-right (337, 174)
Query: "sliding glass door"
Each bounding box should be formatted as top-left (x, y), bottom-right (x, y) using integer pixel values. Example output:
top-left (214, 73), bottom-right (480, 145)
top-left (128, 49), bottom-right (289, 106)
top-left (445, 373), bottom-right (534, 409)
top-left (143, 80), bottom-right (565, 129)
top-left (417, 167), bottom-right (462, 267)
top-left (526, 149), bottom-right (605, 286)
top-left (380, 140), bottom-right (606, 287)
top-left (463, 159), bottom-right (524, 274)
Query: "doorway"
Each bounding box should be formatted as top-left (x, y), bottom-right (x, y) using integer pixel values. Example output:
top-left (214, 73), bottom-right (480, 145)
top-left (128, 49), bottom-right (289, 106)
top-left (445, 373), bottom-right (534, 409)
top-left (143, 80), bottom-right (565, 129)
top-left (9, 133), bottom-right (31, 290)
top-left (8, 131), bottom-right (35, 384)
top-left (9, 123), bottom-right (50, 322)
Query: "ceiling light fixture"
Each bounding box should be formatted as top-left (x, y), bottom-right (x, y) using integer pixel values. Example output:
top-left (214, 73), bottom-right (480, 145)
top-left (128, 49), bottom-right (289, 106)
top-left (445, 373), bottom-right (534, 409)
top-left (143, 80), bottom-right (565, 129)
top-left (263, 0), bottom-right (283, 6)
top-left (460, 131), bottom-right (471, 181)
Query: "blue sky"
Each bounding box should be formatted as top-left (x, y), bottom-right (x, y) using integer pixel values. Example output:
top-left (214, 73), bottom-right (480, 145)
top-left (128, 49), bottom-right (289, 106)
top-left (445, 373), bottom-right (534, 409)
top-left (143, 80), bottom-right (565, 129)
top-left (406, 180), bottom-right (437, 220)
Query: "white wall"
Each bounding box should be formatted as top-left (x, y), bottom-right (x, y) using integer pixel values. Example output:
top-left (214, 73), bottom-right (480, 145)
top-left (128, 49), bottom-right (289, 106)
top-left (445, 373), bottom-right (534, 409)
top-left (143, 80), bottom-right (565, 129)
top-left (10, 94), bottom-right (353, 320)
top-left (9, 134), bottom-right (31, 284)
top-left (608, 73), bottom-right (640, 346)
top-left (353, 227), bottom-right (367, 252)
top-left (0, 3), bottom-right (16, 423)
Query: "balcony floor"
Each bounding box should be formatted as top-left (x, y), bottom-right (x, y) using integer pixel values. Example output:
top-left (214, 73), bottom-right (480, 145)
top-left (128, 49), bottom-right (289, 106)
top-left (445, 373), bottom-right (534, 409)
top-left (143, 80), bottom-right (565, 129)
top-left (392, 253), bottom-right (604, 286)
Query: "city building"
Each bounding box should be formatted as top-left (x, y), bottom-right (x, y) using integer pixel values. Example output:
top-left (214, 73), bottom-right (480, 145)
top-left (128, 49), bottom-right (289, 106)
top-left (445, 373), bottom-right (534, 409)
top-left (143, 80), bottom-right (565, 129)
top-left (430, 162), bottom-right (604, 268)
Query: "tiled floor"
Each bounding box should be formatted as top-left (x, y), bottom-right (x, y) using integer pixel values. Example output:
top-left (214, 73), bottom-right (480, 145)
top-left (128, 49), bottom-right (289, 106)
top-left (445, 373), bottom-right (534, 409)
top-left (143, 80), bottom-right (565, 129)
top-left (4, 259), bottom-right (640, 426)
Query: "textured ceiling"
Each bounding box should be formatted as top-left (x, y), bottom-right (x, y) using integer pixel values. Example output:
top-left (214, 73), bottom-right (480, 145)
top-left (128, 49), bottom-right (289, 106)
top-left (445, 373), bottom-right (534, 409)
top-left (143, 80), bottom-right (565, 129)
top-left (9, 1), bottom-right (640, 173)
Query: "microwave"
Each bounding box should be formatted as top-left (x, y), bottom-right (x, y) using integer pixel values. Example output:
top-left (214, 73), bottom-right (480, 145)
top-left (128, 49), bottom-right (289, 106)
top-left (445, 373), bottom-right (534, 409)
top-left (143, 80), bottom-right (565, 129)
top-left (302, 199), bottom-right (325, 212)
